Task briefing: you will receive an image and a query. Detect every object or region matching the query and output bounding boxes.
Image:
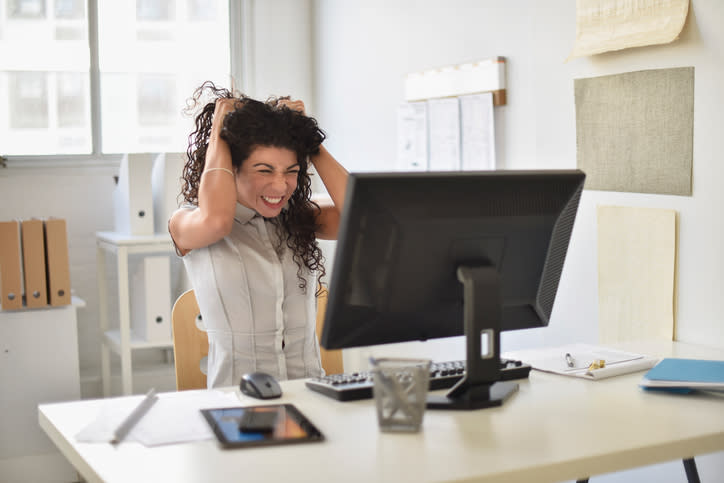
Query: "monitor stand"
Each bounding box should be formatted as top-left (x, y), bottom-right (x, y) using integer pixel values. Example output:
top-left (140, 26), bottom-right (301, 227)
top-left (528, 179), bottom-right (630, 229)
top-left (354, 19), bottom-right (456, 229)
top-left (427, 265), bottom-right (518, 410)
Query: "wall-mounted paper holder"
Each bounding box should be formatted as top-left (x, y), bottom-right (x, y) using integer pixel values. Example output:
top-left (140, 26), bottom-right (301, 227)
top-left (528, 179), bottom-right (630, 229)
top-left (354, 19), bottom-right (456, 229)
top-left (404, 57), bottom-right (507, 106)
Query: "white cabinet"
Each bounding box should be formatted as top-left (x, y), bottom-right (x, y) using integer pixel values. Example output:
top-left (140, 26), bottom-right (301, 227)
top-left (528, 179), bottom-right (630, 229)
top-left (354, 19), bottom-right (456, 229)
top-left (0, 300), bottom-right (82, 482)
top-left (96, 231), bottom-right (176, 396)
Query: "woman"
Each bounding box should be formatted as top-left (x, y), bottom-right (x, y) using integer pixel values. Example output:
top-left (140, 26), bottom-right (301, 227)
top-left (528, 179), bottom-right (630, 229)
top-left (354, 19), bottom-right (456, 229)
top-left (169, 82), bottom-right (348, 388)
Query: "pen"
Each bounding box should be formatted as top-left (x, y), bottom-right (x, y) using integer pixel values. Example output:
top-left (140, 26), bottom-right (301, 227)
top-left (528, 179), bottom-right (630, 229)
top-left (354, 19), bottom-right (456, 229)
top-left (111, 388), bottom-right (158, 445)
top-left (565, 353), bottom-right (575, 368)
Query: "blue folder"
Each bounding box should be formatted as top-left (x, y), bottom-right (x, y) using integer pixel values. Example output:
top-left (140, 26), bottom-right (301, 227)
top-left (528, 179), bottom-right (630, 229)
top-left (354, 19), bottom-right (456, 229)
top-left (640, 358), bottom-right (724, 393)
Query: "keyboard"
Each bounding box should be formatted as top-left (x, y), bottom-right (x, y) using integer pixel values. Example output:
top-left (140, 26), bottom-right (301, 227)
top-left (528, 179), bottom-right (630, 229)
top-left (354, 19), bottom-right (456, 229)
top-left (305, 358), bottom-right (532, 402)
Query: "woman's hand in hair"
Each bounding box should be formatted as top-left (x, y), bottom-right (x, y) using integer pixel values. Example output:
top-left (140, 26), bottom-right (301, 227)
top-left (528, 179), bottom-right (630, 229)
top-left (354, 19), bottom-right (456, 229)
top-left (279, 98), bottom-right (306, 115)
top-left (211, 98), bottom-right (242, 136)
top-left (208, 97), bottom-right (244, 162)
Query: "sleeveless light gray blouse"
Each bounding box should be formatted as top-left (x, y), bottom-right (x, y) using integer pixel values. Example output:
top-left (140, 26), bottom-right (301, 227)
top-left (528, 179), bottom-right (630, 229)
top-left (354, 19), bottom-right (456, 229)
top-left (180, 203), bottom-right (323, 388)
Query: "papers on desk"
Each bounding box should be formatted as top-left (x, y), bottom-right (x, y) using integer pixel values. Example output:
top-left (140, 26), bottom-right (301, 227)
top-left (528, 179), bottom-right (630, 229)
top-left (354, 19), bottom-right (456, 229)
top-left (640, 358), bottom-right (724, 393)
top-left (503, 343), bottom-right (658, 380)
top-left (76, 389), bottom-right (239, 446)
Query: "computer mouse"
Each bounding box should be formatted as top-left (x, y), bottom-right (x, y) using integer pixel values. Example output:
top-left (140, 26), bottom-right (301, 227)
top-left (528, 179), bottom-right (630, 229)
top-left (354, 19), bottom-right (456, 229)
top-left (239, 372), bottom-right (282, 399)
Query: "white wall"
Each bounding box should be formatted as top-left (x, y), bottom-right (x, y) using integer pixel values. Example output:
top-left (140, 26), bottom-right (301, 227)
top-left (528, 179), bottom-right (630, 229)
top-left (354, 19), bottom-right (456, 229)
top-left (313, 0), bottom-right (724, 350)
top-left (312, 0), bottom-right (724, 481)
top-left (244, 0), bottom-right (315, 110)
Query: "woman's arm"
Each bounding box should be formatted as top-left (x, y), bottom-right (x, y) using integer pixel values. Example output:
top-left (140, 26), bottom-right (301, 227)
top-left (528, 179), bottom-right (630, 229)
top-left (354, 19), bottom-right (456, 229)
top-left (278, 98), bottom-right (349, 240)
top-left (169, 98), bottom-right (239, 255)
top-left (312, 144), bottom-right (348, 240)
top-left (277, 99), bottom-right (348, 240)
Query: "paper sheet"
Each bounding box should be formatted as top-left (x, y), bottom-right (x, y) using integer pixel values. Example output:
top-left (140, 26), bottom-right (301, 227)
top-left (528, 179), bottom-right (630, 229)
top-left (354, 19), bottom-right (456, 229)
top-left (568, 0), bottom-right (689, 59)
top-left (396, 102), bottom-right (428, 171)
top-left (597, 206), bottom-right (676, 344)
top-left (76, 389), bottom-right (240, 447)
top-left (459, 93), bottom-right (496, 171)
top-left (427, 98), bottom-right (461, 171)
top-left (503, 343), bottom-right (658, 380)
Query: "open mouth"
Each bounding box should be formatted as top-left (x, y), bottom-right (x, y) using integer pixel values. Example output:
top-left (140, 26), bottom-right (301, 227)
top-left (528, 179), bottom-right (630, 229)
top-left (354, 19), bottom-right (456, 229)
top-left (261, 195), bottom-right (283, 205)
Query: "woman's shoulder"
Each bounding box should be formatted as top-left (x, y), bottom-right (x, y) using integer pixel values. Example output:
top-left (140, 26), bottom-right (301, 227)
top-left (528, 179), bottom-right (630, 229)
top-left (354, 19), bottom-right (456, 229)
top-left (169, 203), bottom-right (203, 257)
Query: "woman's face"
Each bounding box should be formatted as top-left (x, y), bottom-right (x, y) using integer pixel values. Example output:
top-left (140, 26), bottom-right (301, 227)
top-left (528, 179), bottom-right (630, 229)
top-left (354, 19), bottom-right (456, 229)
top-left (235, 145), bottom-right (300, 218)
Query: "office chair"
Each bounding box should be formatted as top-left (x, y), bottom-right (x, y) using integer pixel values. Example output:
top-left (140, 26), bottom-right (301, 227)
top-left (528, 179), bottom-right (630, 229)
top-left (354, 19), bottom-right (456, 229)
top-left (171, 287), bottom-right (344, 391)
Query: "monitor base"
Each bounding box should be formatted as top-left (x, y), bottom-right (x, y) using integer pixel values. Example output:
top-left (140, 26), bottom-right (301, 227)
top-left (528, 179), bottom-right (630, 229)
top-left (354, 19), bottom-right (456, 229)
top-left (426, 381), bottom-right (519, 410)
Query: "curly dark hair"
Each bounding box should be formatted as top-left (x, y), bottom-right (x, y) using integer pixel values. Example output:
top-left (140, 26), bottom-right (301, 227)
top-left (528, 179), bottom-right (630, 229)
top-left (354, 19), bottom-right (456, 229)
top-left (180, 81), bottom-right (327, 294)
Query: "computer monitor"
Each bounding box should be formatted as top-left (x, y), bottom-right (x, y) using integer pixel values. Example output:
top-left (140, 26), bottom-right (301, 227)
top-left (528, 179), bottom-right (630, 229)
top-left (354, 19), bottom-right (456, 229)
top-left (320, 169), bottom-right (585, 409)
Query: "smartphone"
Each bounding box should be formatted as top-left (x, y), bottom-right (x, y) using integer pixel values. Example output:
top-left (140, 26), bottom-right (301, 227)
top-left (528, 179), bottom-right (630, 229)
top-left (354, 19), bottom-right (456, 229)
top-left (238, 410), bottom-right (278, 433)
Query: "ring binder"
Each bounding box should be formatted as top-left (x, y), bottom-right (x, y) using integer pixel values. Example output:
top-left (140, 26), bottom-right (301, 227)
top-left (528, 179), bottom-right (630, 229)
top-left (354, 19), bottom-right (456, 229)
top-left (0, 220), bottom-right (22, 310)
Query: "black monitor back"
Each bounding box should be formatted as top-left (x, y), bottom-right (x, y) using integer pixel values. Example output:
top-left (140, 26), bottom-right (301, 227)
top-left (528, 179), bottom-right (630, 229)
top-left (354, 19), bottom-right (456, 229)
top-left (321, 170), bottom-right (585, 350)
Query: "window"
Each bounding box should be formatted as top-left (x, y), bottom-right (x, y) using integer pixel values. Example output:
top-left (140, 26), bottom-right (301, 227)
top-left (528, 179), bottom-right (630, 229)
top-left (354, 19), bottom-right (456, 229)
top-left (1, 0), bottom-right (90, 154)
top-left (0, 0), bottom-right (231, 157)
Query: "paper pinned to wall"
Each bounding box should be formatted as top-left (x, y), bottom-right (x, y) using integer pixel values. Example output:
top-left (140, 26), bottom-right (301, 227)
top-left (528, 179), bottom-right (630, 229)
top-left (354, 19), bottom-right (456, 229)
top-left (568, 0), bottom-right (689, 59)
top-left (575, 67), bottom-right (694, 195)
top-left (597, 206), bottom-right (676, 344)
top-left (459, 92), bottom-right (496, 171)
top-left (396, 102), bottom-right (428, 171)
top-left (427, 97), bottom-right (461, 171)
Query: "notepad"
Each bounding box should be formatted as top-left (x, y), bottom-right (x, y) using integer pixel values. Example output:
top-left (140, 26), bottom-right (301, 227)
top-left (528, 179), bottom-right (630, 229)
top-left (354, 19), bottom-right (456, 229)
top-left (76, 389), bottom-right (240, 446)
top-left (640, 358), bottom-right (724, 392)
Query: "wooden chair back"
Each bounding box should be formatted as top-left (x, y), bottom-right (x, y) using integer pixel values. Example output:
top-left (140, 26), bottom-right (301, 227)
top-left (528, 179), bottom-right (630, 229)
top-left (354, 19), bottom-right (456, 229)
top-left (171, 289), bottom-right (209, 390)
top-left (315, 287), bottom-right (344, 375)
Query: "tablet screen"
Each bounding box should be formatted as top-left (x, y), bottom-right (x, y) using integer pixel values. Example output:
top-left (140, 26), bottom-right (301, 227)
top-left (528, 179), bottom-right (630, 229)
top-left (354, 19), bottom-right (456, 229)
top-left (201, 404), bottom-right (324, 448)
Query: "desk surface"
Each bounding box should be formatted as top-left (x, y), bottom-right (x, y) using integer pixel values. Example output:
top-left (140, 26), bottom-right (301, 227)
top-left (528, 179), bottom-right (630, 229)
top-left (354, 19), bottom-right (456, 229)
top-left (39, 341), bottom-right (724, 483)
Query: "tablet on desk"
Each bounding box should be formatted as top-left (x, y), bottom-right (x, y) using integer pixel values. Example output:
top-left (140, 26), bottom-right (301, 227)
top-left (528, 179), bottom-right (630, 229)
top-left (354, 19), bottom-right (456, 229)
top-left (201, 404), bottom-right (324, 449)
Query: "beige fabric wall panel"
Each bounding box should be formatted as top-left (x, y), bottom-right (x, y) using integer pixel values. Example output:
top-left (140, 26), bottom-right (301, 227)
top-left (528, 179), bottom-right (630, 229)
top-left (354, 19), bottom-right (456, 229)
top-left (575, 67), bottom-right (694, 196)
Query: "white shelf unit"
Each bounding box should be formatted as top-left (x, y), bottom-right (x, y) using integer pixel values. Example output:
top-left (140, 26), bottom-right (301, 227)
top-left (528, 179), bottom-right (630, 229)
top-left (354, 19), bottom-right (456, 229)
top-left (96, 231), bottom-right (175, 396)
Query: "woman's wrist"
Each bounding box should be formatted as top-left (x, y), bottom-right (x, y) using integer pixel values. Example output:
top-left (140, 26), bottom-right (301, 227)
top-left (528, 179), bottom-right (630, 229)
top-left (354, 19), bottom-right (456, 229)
top-left (206, 132), bottom-right (232, 168)
top-left (311, 144), bottom-right (327, 165)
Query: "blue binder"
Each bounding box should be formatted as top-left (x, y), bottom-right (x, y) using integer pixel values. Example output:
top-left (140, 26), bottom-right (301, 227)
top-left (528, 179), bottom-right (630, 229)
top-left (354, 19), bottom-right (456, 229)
top-left (640, 358), bottom-right (724, 393)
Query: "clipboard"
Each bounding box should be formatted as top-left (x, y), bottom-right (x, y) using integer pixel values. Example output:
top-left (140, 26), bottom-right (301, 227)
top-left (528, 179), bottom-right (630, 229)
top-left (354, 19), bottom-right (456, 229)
top-left (503, 343), bottom-right (658, 380)
top-left (201, 404), bottom-right (324, 449)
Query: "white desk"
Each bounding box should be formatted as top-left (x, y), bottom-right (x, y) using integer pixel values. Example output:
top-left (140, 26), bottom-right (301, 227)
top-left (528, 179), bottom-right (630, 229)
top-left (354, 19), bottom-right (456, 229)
top-left (96, 231), bottom-right (175, 396)
top-left (39, 341), bottom-right (724, 483)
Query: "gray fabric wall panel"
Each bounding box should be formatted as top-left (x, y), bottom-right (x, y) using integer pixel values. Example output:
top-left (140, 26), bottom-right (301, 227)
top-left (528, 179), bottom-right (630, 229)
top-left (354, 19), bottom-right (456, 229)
top-left (575, 67), bottom-right (694, 196)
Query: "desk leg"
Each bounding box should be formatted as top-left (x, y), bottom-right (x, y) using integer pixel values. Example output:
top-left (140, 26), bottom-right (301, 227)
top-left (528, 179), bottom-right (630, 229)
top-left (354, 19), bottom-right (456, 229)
top-left (97, 243), bottom-right (111, 397)
top-left (117, 246), bottom-right (133, 395)
top-left (575, 459), bottom-right (698, 483)
top-left (683, 458), bottom-right (700, 483)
